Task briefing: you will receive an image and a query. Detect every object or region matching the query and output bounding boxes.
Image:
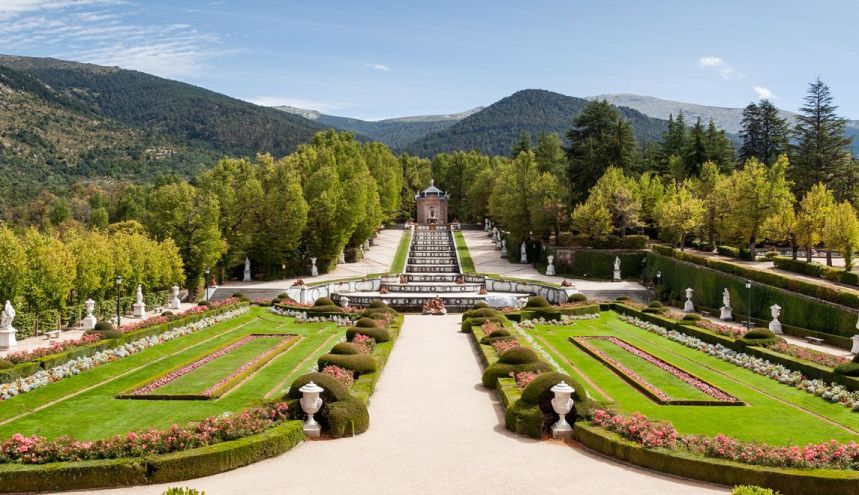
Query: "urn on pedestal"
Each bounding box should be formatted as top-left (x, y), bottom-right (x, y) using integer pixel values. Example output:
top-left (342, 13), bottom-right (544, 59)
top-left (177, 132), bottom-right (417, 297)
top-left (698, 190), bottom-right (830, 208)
top-left (683, 287), bottom-right (695, 312)
top-left (81, 299), bottom-right (97, 330)
top-left (768, 304), bottom-right (783, 334)
top-left (299, 381), bottom-right (324, 438)
top-left (546, 255), bottom-right (556, 276)
top-left (550, 381), bottom-right (575, 439)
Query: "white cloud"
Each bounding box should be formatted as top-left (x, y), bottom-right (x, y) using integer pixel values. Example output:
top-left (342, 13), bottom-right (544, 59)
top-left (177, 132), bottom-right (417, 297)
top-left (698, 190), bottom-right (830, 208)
top-left (242, 96), bottom-right (342, 113)
top-left (364, 63), bottom-right (390, 72)
top-left (698, 56), bottom-right (743, 80)
top-left (0, 0), bottom-right (121, 20)
top-left (753, 86), bottom-right (777, 100)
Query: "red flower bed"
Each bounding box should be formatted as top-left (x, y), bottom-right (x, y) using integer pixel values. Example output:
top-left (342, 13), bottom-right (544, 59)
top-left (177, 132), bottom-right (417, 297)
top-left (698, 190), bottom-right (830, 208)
top-left (322, 364), bottom-right (355, 388)
top-left (491, 339), bottom-right (520, 354)
top-left (0, 402), bottom-right (290, 464)
top-left (592, 409), bottom-right (859, 470)
top-left (511, 371), bottom-right (540, 389)
top-left (351, 334), bottom-right (375, 354)
top-left (6, 334), bottom-right (102, 364)
top-left (768, 341), bottom-right (849, 369)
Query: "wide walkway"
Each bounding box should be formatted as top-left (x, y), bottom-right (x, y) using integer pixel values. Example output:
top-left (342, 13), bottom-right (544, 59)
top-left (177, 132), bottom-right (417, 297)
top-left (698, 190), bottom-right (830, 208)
top-left (75, 315), bottom-right (726, 495)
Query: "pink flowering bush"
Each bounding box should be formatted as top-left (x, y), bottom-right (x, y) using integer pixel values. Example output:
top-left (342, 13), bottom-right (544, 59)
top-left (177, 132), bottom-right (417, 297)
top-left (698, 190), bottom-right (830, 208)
top-left (768, 341), bottom-right (849, 369)
top-left (696, 319), bottom-right (746, 339)
top-left (0, 402), bottom-right (290, 464)
top-left (592, 409), bottom-right (859, 470)
top-left (491, 339), bottom-right (520, 355)
top-left (6, 334), bottom-right (103, 364)
top-left (482, 320), bottom-right (502, 336)
top-left (351, 334), bottom-right (375, 354)
top-left (322, 364), bottom-right (355, 388)
top-left (511, 371), bottom-right (540, 389)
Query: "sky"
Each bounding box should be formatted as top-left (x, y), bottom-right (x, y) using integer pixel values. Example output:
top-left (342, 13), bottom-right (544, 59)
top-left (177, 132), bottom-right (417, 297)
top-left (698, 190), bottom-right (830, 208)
top-left (0, 0), bottom-right (857, 120)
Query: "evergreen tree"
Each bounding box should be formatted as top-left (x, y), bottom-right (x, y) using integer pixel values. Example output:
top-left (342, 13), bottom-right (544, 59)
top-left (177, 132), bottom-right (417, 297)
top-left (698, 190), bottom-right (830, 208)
top-left (511, 131), bottom-right (532, 158)
top-left (659, 111), bottom-right (687, 164)
top-left (739, 100), bottom-right (789, 166)
top-left (791, 77), bottom-right (855, 200)
top-left (534, 132), bottom-right (567, 179)
top-left (704, 119), bottom-right (736, 171)
top-left (684, 118), bottom-right (708, 177)
top-left (566, 100), bottom-right (636, 202)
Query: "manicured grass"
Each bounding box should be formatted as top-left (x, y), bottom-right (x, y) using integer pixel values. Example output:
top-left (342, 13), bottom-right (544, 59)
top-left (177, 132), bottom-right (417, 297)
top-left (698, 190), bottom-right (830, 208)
top-left (517, 311), bottom-right (859, 445)
top-left (0, 307), bottom-right (341, 440)
top-left (453, 230), bottom-right (476, 273)
top-left (390, 228), bottom-right (412, 273)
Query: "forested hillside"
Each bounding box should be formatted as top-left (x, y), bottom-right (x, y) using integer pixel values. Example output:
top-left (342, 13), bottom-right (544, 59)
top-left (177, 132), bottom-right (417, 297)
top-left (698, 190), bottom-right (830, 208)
top-left (403, 89), bottom-right (669, 156)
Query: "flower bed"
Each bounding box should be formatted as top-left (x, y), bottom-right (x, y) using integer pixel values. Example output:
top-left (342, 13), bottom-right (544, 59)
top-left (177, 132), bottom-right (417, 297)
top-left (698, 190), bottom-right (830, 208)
top-left (122, 333), bottom-right (297, 399)
top-left (0, 402), bottom-right (290, 464)
top-left (573, 336), bottom-right (740, 404)
top-left (6, 334), bottom-right (103, 364)
top-left (269, 307), bottom-right (352, 326)
top-left (696, 319), bottom-right (747, 339)
top-left (491, 339), bottom-right (521, 354)
top-left (591, 409), bottom-right (859, 471)
top-left (322, 364), bottom-right (355, 388)
top-left (768, 341), bottom-right (850, 369)
top-left (518, 313), bottom-right (600, 328)
top-left (619, 314), bottom-right (859, 410)
top-left (0, 306), bottom-right (250, 401)
top-left (351, 334), bottom-right (375, 354)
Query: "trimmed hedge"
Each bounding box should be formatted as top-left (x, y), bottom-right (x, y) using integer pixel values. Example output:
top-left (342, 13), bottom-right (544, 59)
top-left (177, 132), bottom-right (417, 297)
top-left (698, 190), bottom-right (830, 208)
top-left (460, 316), bottom-right (506, 333)
top-left (461, 308), bottom-right (500, 320)
top-left (498, 347), bottom-right (540, 365)
top-left (317, 353), bottom-right (378, 375)
top-left (479, 329), bottom-right (511, 344)
top-left (546, 249), bottom-right (646, 279)
top-left (355, 317), bottom-right (379, 328)
top-left (330, 342), bottom-right (362, 355)
top-left (505, 372), bottom-right (596, 438)
top-left (481, 361), bottom-right (553, 388)
top-left (573, 423), bottom-right (859, 495)
top-left (346, 326), bottom-right (391, 343)
top-left (285, 372), bottom-right (369, 438)
top-left (774, 257), bottom-right (859, 287)
top-left (647, 250), bottom-right (859, 345)
top-left (0, 422), bottom-right (304, 492)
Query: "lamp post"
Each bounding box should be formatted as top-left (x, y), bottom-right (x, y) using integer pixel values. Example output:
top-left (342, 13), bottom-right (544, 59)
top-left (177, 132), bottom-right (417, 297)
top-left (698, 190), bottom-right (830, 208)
top-left (114, 275), bottom-right (122, 328)
top-left (204, 268), bottom-right (211, 302)
top-left (745, 279), bottom-right (752, 329)
top-left (656, 270), bottom-right (662, 302)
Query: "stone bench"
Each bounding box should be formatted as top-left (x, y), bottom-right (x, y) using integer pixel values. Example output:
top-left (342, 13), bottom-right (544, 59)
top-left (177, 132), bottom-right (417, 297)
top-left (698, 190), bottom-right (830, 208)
top-left (805, 336), bottom-right (825, 345)
top-left (45, 330), bottom-right (60, 340)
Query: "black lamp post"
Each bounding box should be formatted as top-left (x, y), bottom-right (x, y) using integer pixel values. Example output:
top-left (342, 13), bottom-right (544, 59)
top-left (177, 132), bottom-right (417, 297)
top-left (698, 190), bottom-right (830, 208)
top-left (114, 274), bottom-right (122, 328)
top-left (204, 268), bottom-right (211, 301)
top-left (656, 270), bottom-right (662, 302)
top-left (745, 279), bottom-right (752, 328)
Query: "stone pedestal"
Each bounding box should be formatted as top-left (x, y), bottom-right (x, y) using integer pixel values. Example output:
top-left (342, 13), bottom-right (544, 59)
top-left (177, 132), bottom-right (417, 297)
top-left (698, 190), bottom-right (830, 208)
top-left (613, 269), bottom-right (621, 281)
top-left (169, 285), bottom-right (181, 310)
top-left (0, 327), bottom-right (15, 351)
top-left (683, 288), bottom-right (695, 312)
top-left (852, 335), bottom-right (859, 354)
top-left (769, 304), bottom-right (783, 335)
top-left (720, 306), bottom-right (733, 321)
top-left (133, 302), bottom-right (146, 318)
top-left (81, 298), bottom-right (97, 330)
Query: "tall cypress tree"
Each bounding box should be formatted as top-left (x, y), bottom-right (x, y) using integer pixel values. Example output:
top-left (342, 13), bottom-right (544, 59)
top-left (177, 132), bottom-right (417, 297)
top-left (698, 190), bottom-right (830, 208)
top-left (684, 117), bottom-right (708, 177)
top-left (660, 111), bottom-right (687, 161)
top-left (740, 100), bottom-right (789, 166)
top-left (704, 119), bottom-right (736, 172)
top-left (511, 131), bottom-right (531, 158)
top-left (791, 78), bottom-right (855, 200)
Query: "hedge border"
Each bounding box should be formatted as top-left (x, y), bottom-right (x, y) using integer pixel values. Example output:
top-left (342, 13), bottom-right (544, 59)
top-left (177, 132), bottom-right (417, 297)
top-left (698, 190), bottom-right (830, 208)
top-left (774, 257), bottom-right (859, 287)
top-left (0, 303), bottom-right (250, 384)
top-left (0, 421), bottom-right (305, 493)
top-left (573, 423), bottom-right (859, 495)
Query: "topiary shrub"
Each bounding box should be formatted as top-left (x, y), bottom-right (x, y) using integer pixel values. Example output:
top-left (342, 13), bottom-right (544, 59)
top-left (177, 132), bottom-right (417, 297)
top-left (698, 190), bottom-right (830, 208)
top-left (462, 307), bottom-right (499, 321)
top-left (330, 342), bottom-right (362, 355)
top-left (317, 353), bottom-right (378, 375)
top-left (506, 372), bottom-right (596, 439)
top-left (681, 313), bottom-right (702, 321)
top-left (479, 328), bottom-right (511, 344)
top-left (0, 359), bottom-right (13, 370)
top-left (284, 372), bottom-right (368, 438)
top-left (368, 300), bottom-right (389, 310)
top-left (198, 300), bottom-right (212, 308)
top-left (98, 329), bottom-right (122, 339)
top-left (460, 316), bottom-right (506, 333)
top-left (499, 347), bottom-right (540, 365)
top-left (94, 321), bottom-right (115, 332)
top-left (482, 361), bottom-right (552, 388)
top-left (524, 296), bottom-right (551, 308)
top-left (314, 297), bottom-right (335, 307)
top-left (731, 486), bottom-right (781, 495)
top-left (834, 363), bottom-right (859, 376)
top-left (647, 301), bottom-right (663, 309)
top-left (567, 293), bottom-right (587, 303)
top-left (472, 301), bottom-right (491, 310)
top-left (161, 311), bottom-right (175, 317)
top-left (346, 326), bottom-right (391, 343)
top-left (738, 327), bottom-right (781, 347)
top-left (355, 317), bottom-right (379, 328)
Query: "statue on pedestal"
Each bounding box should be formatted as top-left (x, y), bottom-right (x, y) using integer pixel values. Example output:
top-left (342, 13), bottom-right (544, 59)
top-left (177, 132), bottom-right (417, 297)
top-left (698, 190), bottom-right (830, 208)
top-left (613, 256), bottom-right (621, 281)
top-left (0, 300), bottom-right (17, 350)
top-left (546, 255), bottom-right (556, 276)
top-left (169, 285), bottom-right (181, 310)
top-left (719, 288), bottom-right (733, 320)
top-left (243, 257), bottom-right (251, 282)
top-left (133, 284), bottom-right (146, 318)
top-left (311, 257), bottom-right (319, 277)
top-left (683, 287), bottom-right (695, 312)
top-left (520, 242), bottom-right (528, 264)
top-left (82, 299), bottom-right (97, 330)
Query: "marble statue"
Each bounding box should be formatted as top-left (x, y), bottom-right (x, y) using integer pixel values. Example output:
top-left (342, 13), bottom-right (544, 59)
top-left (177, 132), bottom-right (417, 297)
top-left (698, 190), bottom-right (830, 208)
top-left (546, 255), bottom-right (556, 276)
top-left (769, 304), bottom-right (783, 334)
top-left (612, 256), bottom-right (621, 281)
top-left (133, 284), bottom-right (146, 318)
top-left (243, 257), bottom-right (251, 282)
top-left (520, 241), bottom-right (528, 264)
top-left (720, 288), bottom-right (733, 320)
top-left (500, 239), bottom-right (507, 257)
top-left (0, 300), bottom-right (17, 350)
top-left (311, 257), bottom-right (319, 277)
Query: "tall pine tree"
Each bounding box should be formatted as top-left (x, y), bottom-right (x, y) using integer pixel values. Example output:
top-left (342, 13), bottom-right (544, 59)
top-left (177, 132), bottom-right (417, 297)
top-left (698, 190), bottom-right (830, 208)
top-left (739, 99), bottom-right (789, 166)
top-left (791, 78), bottom-right (855, 200)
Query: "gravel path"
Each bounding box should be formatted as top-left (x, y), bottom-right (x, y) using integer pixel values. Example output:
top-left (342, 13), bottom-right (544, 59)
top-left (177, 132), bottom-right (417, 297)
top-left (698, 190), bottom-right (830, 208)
top-left (68, 314), bottom-right (726, 495)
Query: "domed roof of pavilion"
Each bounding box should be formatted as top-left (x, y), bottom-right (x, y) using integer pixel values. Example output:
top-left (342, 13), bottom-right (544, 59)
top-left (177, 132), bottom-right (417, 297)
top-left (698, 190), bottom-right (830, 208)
top-left (417, 179), bottom-right (448, 198)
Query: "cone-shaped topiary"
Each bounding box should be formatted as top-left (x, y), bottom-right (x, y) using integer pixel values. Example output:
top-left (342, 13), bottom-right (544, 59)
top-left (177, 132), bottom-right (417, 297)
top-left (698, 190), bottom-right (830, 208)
top-left (567, 293), bottom-right (587, 303)
top-left (330, 342), bottom-right (362, 355)
top-left (314, 297), bottom-right (336, 307)
top-left (346, 326), bottom-right (391, 343)
top-left (355, 317), bottom-right (379, 328)
top-left (525, 296), bottom-right (551, 308)
top-left (498, 347), bottom-right (540, 365)
top-left (318, 353), bottom-right (378, 375)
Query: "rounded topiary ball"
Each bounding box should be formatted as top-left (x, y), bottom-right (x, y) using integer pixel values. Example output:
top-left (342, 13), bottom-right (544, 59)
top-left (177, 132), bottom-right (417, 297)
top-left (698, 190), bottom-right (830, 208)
top-left (0, 359), bottom-right (13, 370)
top-left (499, 347), bottom-right (540, 365)
top-left (330, 342), bottom-right (362, 355)
top-left (525, 296), bottom-right (551, 308)
top-left (318, 353), bottom-right (377, 375)
top-left (368, 300), bottom-right (389, 310)
top-left (355, 317), bottom-right (379, 328)
top-left (346, 326), bottom-right (391, 343)
top-left (472, 301), bottom-right (491, 310)
top-left (682, 313), bottom-right (702, 321)
top-left (520, 372), bottom-right (587, 405)
top-left (464, 308), bottom-right (498, 320)
top-left (615, 296), bottom-right (630, 302)
top-left (567, 293), bottom-right (587, 303)
top-left (198, 300), bottom-right (212, 308)
top-left (314, 297), bottom-right (336, 307)
top-left (94, 321), bottom-right (115, 332)
top-left (285, 372), bottom-right (352, 402)
top-left (744, 328), bottom-right (776, 340)
top-left (647, 301), bottom-right (663, 309)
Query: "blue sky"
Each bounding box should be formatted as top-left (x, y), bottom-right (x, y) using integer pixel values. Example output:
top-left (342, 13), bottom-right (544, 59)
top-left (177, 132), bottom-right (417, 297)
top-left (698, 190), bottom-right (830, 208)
top-left (1, 0), bottom-right (857, 120)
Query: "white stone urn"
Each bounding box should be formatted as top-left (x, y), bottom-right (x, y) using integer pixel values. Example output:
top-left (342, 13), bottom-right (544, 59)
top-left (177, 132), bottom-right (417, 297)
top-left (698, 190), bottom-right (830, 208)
top-left (683, 287), bottom-right (695, 312)
top-left (550, 381), bottom-right (575, 439)
top-left (299, 381), bottom-right (325, 438)
top-left (310, 257), bottom-right (319, 277)
top-left (0, 300), bottom-right (17, 351)
top-left (768, 304), bottom-right (783, 334)
top-left (132, 284), bottom-right (146, 318)
top-left (82, 299), bottom-right (97, 330)
top-left (500, 239), bottom-right (507, 257)
top-left (520, 242), bottom-right (528, 264)
top-left (546, 255), bottom-right (556, 276)
top-left (169, 285), bottom-right (181, 310)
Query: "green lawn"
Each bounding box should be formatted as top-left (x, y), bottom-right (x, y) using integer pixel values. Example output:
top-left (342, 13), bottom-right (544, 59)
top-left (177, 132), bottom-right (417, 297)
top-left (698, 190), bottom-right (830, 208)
top-left (0, 307), bottom-right (341, 440)
top-left (517, 311), bottom-right (859, 445)
top-left (390, 228), bottom-right (412, 273)
top-left (453, 230), bottom-right (476, 273)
